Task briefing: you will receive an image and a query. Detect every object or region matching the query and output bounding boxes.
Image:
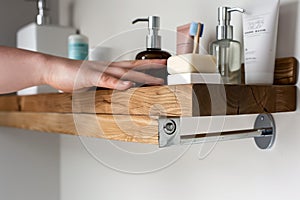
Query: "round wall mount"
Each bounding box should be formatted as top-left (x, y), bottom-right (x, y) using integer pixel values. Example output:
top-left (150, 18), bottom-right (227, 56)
top-left (254, 113), bottom-right (276, 150)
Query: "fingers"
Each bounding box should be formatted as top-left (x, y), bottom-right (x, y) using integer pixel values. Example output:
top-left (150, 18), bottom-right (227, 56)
top-left (109, 59), bottom-right (167, 70)
top-left (82, 59), bottom-right (167, 72)
top-left (123, 70), bottom-right (164, 85)
top-left (75, 67), bottom-right (134, 91)
top-left (101, 66), bottom-right (164, 85)
top-left (96, 73), bottom-right (133, 90)
top-left (76, 59), bottom-right (167, 90)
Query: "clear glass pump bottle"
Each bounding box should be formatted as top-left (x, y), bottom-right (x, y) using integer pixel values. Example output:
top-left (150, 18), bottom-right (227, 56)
top-left (209, 7), bottom-right (244, 84)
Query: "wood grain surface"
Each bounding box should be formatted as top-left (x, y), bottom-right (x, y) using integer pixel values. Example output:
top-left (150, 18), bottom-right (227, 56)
top-left (15, 85), bottom-right (193, 116)
top-left (0, 84), bottom-right (296, 116)
top-left (193, 84), bottom-right (296, 116)
top-left (274, 57), bottom-right (298, 85)
top-left (0, 112), bottom-right (158, 144)
top-left (0, 95), bottom-right (19, 111)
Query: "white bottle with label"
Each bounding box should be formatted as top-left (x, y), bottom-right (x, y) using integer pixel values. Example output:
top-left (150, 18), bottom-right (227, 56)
top-left (68, 31), bottom-right (89, 60)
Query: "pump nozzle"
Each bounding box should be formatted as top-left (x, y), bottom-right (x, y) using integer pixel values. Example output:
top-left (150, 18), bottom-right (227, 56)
top-left (25, 0), bottom-right (50, 25)
top-left (37, 0), bottom-right (50, 25)
top-left (228, 7), bottom-right (244, 13)
top-left (132, 16), bottom-right (161, 49)
top-left (216, 6), bottom-right (244, 40)
top-left (132, 18), bottom-right (149, 24)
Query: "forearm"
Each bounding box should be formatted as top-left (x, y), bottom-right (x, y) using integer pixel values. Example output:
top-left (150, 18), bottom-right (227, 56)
top-left (0, 46), bottom-right (48, 93)
top-left (0, 45), bottom-right (166, 94)
top-left (0, 46), bottom-right (81, 94)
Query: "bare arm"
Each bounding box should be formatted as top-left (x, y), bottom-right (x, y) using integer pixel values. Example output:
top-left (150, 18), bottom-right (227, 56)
top-left (0, 46), bottom-right (166, 94)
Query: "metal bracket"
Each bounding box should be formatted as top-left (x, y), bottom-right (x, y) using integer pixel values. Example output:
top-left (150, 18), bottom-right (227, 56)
top-left (253, 114), bottom-right (276, 149)
top-left (159, 113), bottom-right (276, 150)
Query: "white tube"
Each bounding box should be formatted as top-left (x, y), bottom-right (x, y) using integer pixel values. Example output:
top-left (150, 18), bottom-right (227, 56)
top-left (243, 0), bottom-right (280, 84)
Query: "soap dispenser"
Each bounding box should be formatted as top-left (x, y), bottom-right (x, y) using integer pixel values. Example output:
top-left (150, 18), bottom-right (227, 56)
top-left (132, 16), bottom-right (171, 84)
top-left (209, 7), bottom-right (244, 84)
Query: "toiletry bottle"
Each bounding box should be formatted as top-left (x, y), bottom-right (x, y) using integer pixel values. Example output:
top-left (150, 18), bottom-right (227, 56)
top-left (132, 16), bottom-right (171, 85)
top-left (209, 7), bottom-right (244, 84)
top-left (68, 30), bottom-right (89, 60)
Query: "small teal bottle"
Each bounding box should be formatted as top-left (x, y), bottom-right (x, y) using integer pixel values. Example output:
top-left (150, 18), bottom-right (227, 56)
top-left (68, 30), bottom-right (89, 60)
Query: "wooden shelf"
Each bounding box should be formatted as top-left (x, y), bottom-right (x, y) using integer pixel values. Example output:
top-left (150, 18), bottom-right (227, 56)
top-left (0, 84), bottom-right (296, 116)
top-left (0, 57), bottom-right (297, 144)
top-left (0, 84), bottom-right (296, 144)
top-left (0, 112), bottom-right (158, 144)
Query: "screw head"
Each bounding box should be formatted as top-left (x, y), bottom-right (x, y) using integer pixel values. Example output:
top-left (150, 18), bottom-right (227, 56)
top-left (163, 120), bottom-right (176, 135)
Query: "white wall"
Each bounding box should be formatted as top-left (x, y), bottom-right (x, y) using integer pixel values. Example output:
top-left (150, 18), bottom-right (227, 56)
top-left (57, 0), bottom-right (300, 200)
top-left (0, 0), bottom-right (60, 199)
top-left (0, 128), bottom-right (60, 200)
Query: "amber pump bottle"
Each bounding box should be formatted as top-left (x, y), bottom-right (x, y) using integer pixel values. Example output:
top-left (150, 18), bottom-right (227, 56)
top-left (132, 16), bottom-right (171, 85)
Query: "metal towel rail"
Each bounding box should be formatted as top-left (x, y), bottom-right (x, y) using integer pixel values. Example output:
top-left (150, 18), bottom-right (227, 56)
top-left (159, 113), bottom-right (275, 150)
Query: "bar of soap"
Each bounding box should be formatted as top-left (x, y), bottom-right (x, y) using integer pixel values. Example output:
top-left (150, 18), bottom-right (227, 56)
top-left (167, 54), bottom-right (217, 74)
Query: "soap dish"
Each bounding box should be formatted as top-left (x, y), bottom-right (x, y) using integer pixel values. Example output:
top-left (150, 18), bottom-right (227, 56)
top-left (168, 73), bottom-right (221, 85)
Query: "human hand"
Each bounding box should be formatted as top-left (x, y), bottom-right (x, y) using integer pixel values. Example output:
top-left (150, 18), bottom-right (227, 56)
top-left (0, 47), bottom-right (166, 94)
top-left (44, 57), bottom-right (167, 92)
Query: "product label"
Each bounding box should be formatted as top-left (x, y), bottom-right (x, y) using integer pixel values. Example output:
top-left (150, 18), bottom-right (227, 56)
top-left (243, 13), bottom-right (270, 38)
top-left (68, 43), bottom-right (89, 60)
